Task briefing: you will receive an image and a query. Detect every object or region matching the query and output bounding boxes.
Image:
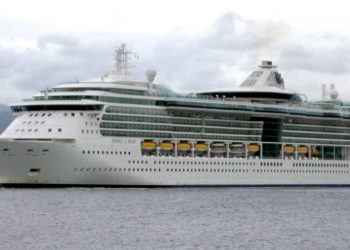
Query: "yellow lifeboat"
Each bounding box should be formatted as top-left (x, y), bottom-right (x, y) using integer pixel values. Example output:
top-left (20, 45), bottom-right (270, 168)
top-left (297, 146), bottom-right (308, 153)
top-left (194, 143), bottom-right (208, 151)
top-left (159, 142), bottom-right (174, 150)
top-left (284, 145), bottom-right (295, 153)
top-left (177, 143), bottom-right (191, 150)
top-left (141, 141), bottom-right (156, 150)
top-left (247, 144), bottom-right (259, 152)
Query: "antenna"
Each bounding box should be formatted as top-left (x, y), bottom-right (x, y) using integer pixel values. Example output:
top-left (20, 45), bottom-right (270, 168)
top-left (114, 43), bottom-right (138, 76)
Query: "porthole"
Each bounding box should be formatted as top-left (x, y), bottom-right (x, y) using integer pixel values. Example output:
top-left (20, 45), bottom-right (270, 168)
top-left (27, 128), bottom-right (31, 132)
top-left (41, 121), bottom-right (45, 124)
top-left (41, 113), bottom-right (45, 117)
top-left (34, 114), bottom-right (38, 117)
top-left (71, 113), bottom-right (75, 117)
top-left (29, 114), bottom-right (33, 117)
top-left (48, 113), bottom-right (52, 117)
top-left (58, 128), bottom-right (62, 132)
top-left (48, 128), bottom-right (52, 132)
top-left (64, 113), bottom-right (67, 116)
top-left (35, 121), bottom-right (39, 124)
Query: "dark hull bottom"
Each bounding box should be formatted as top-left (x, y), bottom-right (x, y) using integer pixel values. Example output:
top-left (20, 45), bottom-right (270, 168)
top-left (2, 183), bottom-right (350, 188)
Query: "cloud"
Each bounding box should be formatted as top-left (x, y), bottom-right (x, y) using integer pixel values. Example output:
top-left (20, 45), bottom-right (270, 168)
top-left (0, 12), bottom-right (350, 105)
top-left (38, 34), bottom-right (79, 49)
top-left (280, 43), bottom-right (350, 74)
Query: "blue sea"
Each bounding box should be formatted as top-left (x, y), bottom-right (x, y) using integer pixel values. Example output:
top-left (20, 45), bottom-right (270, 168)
top-left (1, 188), bottom-right (350, 249)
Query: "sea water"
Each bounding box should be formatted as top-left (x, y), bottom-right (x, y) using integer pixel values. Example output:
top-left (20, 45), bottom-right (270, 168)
top-left (1, 188), bottom-right (350, 250)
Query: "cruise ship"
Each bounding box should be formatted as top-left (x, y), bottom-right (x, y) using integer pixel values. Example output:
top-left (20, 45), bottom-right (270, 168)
top-left (1, 44), bottom-right (350, 187)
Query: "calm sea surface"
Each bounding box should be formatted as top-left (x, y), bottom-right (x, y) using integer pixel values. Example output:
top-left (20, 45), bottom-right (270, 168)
top-left (1, 188), bottom-right (350, 250)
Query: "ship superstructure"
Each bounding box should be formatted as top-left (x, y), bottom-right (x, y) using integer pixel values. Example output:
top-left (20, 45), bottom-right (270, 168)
top-left (1, 44), bottom-right (350, 187)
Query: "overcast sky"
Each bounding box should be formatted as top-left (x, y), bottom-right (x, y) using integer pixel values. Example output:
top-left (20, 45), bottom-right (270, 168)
top-left (1, 0), bottom-right (350, 104)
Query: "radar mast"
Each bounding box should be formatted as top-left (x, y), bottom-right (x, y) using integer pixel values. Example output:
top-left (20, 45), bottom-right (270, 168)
top-left (114, 43), bottom-right (136, 76)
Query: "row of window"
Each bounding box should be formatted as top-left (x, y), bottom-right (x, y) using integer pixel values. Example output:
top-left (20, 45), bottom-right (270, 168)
top-left (81, 129), bottom-right (99, 134)
top-left (102, 114), bottom-right (263, 129)
top-left (106, 106), bottom-right (168, 116)
top-left (260, 162), bottom-right (283, 167)
top-left (284, 124), bottom-right (350, 134)
top-left (100, 122), bottom-right (202, 133)
top-left (165, 168), bottom-right (249, 173)
top-left (283, 137), bottom-right (349, 146)
top-left (150, 160), bottom-right (256, 166)
top-left (72, 167), bottom-right (349, 175)
top-left (283, 131), bottom-right (350, 140)
top-left (29, 113), bottom-right (52, 117)
top-left (104, 106), bottom-right (261, 124)
top-left (27, 112), bottom-right (84, 118)
top-left (85, 122), bottom-right (98, 126)
top-left (253, 169), bottom-right (349, 174)
top-left (102, 114), bottom-right (202, 125)
top-left (100, 130), bottom-right (261, 141)
top-left (100, 96), bottom-right (156, 105)
top-left (82, 150), bottom-right (131, 155)
top-left (2, 148), bottom-right (49, 153)
top-left (292, 162), bottom-right (349, 168)
top-left (74, 167), bottom-right (161, 172)
top-left (22, 121), bottom-right (45, 125)
top-left (15, 128), bottom-right (62, 133)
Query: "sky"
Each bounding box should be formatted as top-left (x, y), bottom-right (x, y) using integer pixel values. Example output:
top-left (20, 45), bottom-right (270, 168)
top-left (1, 0), bottom-right (350, 104)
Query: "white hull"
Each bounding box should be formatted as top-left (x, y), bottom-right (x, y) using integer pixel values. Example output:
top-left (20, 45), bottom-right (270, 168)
top-left (1, 138), bottom-right (350, 186)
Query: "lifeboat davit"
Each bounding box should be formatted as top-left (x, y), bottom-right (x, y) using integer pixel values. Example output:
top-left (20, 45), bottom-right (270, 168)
top-left (141, 141), bottom-right (156, 150)
top-left (211, 142), bottom-right (226, 153)
top-left (230, 143), bottom-right (244, 152)
top-left (247, 144), bottom-right (259, 152)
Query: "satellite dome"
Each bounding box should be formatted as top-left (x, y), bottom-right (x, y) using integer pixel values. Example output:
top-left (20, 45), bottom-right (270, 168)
top-left (330, 83), bottom-right (339, 99)
top-left (146, 68), bottom-right (157, 83)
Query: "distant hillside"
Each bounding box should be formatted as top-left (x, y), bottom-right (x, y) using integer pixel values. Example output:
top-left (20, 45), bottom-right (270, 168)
top-left (0, 104), bottom-right (10, 112)
top-left (0, 104), bottom-right (14, 133)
